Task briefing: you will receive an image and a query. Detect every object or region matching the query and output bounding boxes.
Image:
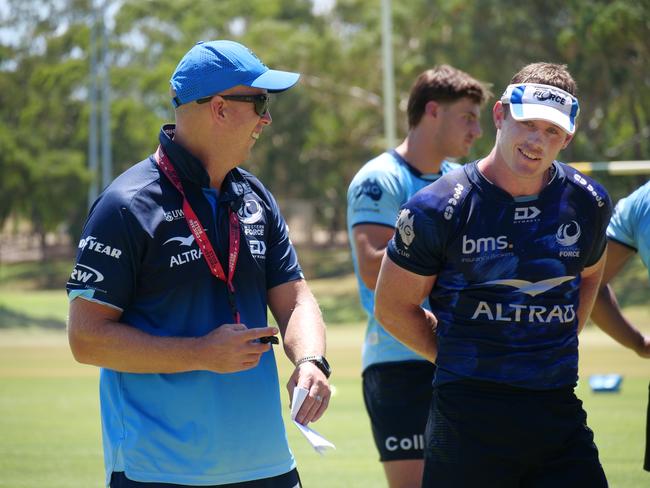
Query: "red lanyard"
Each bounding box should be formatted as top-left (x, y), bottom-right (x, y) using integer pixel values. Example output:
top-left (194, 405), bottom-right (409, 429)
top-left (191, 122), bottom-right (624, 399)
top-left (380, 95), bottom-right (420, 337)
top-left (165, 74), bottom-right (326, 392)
top-left (154, 146), bottom-right (241, 323)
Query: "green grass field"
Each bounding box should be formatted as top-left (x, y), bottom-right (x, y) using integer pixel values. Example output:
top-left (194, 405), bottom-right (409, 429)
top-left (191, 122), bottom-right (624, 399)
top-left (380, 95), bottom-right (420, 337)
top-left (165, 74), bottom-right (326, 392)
top-left (0, 267), bottom-right (648, 487)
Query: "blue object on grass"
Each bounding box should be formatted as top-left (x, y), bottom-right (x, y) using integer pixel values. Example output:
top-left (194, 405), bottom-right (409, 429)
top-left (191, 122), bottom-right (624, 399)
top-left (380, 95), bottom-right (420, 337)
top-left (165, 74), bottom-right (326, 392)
top-left (589, 374), bottom-right (623, 392)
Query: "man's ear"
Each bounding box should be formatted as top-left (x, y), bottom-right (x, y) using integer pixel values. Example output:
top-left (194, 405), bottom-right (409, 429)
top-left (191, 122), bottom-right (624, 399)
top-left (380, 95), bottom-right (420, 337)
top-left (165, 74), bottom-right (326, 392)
top-left (561, 133), bottom-right (573, 150)
top-left (493, 101), bottom-right (505, 129)
top-left (425, 100), bottom-right (439, 119)
top-left (210, 96), bottom-right (227, 122)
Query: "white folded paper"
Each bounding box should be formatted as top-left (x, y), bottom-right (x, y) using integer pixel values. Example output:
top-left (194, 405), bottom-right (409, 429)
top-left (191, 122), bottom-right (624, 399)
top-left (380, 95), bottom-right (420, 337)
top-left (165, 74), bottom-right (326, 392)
top-left (290, 386), bottom-right (335, 455)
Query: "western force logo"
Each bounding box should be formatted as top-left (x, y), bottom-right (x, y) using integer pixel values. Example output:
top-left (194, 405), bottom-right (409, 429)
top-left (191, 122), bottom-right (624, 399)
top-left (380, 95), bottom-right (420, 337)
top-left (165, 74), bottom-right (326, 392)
top-left (477, 276), bottom-right (574, 297)
top-left (243, 224), bottom-right (265, 237)
top-left (69, 264), bottom-right (104, 284)
top-left (78, 235), bottom-right (122, 259)
top-left (444, 183), bottom-right (464, 221)
top-left (396, 209), bottom-right (415, 247)
top-left (556, 221), bottom-right (581, 247)
top-left (533, 89), bottom-right (567, 105)
top-left (356, 178), bottom-right (383, 201)
top-left (514, 206), bottom-right (541, 221)
top-left (238, 198), bottom-right (264, 224)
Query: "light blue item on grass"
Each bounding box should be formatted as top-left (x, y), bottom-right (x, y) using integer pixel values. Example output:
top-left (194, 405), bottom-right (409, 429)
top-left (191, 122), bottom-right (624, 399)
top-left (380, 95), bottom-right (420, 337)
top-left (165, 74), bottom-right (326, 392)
top-left (589, 374), bottom-right (623, 392)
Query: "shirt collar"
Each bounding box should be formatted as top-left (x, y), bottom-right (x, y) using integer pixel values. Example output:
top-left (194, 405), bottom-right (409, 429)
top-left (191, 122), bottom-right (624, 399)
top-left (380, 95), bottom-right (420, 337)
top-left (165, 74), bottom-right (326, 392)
top-left (158, 124), bottom-right (253, 202)
top-left (389, 149), bottom-right (445, 181)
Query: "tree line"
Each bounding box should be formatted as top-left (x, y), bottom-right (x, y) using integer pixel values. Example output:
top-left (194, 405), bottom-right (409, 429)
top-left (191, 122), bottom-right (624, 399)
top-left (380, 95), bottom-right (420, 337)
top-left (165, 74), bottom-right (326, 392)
top-left (1, 0), bottom-right (648, 247)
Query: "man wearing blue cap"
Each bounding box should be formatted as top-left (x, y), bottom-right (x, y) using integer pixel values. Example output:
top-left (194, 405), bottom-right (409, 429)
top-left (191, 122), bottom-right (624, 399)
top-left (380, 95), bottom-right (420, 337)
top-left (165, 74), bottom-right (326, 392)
top-left (591, 180), bottom-right (650, 472)
top-left (374, 63), bottom-right (611, 487)
top-left (67, 40), bottom-right (331, 488)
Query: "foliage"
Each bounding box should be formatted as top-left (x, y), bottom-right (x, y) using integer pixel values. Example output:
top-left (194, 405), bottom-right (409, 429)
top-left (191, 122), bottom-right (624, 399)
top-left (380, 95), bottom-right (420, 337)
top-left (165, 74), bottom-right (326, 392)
top-left (1, 0), bottom-right (649, 241)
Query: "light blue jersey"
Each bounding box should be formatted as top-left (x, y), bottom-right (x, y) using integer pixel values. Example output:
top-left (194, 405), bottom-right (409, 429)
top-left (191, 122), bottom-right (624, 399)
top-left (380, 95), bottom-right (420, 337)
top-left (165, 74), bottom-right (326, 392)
top-left (347, 150), bottom-right (460, 370)
top-left (607, 180), bottom-right (650, 278)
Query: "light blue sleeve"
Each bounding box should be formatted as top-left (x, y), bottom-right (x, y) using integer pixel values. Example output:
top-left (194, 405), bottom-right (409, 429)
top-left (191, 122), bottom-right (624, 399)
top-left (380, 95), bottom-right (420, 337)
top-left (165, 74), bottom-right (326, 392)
top-left (607, 181), bottom-right (650, 271)
top-left (607, 182), bottom-right (648, 249)
top-left (347, 159), bottom-right (405, 229)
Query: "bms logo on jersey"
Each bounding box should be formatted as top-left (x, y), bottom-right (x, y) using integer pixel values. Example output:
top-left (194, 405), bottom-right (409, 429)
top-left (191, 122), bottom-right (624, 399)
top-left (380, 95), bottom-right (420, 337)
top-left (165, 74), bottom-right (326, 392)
top-left (556, 220), bottom-right (581, 258)
top-left (461, 235), bottom-right (513, 262)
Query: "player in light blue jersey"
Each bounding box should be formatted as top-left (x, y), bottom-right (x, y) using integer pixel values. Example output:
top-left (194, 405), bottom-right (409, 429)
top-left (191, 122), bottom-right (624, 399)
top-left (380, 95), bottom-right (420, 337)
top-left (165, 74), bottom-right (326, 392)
top-left (376, 63), bottom-right (610, 487)
top-left (67, 41), bottom-right (330, 488)
top-left (347, 65), bottom-right (490, 488)
top-left (591, 180), bottom-right (650, 471)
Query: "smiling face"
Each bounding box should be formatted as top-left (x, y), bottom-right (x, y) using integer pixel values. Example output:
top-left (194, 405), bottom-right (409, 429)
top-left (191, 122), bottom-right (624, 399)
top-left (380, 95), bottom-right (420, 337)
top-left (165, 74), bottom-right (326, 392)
top-left (493, 101), bottom-right (572, 182)
top-left (216, 85), bottom-right (272, 164)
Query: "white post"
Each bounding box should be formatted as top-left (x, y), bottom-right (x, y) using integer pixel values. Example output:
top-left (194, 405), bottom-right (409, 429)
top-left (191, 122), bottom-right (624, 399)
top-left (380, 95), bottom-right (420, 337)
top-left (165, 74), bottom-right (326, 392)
top-left (100, 0), bottom-right (112, 190)
top-left (87, 2), bottom-right (99, 208)
top-left (381, 0), bottom-right (396, 149)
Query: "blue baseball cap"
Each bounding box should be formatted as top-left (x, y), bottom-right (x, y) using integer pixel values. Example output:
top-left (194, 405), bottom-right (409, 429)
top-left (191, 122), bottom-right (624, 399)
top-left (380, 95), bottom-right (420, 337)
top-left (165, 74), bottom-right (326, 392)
top-left (170, 40), bottom-right (300, 108)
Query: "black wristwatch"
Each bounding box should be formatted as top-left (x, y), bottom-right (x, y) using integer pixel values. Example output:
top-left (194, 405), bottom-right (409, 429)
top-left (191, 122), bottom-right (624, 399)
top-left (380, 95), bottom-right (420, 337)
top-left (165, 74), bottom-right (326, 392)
top-left (295, 355), bottom-right (331, 379)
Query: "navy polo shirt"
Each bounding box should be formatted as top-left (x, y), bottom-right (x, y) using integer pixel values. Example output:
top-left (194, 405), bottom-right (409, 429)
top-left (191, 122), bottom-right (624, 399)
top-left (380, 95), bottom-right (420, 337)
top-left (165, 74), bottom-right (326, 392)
top-left (67, 125), bottom-right (303, 486)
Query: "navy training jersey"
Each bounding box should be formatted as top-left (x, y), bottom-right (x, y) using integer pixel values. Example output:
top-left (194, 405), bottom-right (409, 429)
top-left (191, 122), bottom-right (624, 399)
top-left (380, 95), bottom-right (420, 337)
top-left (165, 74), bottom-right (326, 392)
top-left (66, 125), bottom-right (303, 486)
top-left (387, 161), bottom-right (612, 390)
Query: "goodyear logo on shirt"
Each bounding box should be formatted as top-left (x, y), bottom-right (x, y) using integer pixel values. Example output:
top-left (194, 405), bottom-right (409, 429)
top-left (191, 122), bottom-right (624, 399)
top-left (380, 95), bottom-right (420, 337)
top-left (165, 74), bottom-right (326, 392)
top-left (78, 236), bottom-right (122, 259)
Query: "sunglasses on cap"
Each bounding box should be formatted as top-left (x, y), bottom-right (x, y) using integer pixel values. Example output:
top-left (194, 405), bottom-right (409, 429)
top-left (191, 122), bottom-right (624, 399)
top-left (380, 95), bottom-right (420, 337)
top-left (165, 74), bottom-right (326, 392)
top-left (196, 93), bottom-right (270, 116)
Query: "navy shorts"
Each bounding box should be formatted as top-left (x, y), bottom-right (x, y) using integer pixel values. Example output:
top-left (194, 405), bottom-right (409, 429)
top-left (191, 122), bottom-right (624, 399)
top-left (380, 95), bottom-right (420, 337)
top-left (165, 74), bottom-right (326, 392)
top-left (362, 360), bottom-right (436, 462)
top-left (422, 380), bottom-right (608, 488)
top-left (110, 469), bottom-right (301, 488)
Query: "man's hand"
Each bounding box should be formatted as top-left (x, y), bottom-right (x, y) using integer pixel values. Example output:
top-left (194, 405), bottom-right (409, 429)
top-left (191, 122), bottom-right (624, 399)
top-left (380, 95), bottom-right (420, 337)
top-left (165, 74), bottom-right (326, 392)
top-left (287, 361), bottom-right (331, 425)
top-left (199, 324), bottom-right (279, 373)
top-left (637, 335), bottom-right (650, 359)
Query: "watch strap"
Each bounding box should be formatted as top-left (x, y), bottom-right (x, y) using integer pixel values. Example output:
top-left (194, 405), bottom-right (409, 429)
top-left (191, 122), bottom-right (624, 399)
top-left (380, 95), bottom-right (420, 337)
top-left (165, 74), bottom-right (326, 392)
top-left (295, 355), bottom-right (331, 378)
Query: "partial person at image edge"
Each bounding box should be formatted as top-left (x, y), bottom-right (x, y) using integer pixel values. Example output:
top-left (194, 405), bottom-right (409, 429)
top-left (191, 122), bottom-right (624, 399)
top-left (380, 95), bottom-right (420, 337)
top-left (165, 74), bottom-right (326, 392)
top-left (590, 180), bottom-right (650, 472)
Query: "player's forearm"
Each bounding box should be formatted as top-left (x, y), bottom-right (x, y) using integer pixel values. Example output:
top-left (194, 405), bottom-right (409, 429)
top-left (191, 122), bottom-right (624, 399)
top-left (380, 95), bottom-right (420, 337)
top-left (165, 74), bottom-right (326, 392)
top-left (68, 314), bottom-right (202, 373)
top-left (375, 303), bottom-right (438, 362)
top-left (576, 257), bottom-right (606, 333)
top-left (282, 309), bottom-right (326, 364)
top-left (270, 281), bottom-right (327, 363)
top-left (591, 285), bottom-right (647, 354)
top-left (358, 248), bottom-right (386, 290)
